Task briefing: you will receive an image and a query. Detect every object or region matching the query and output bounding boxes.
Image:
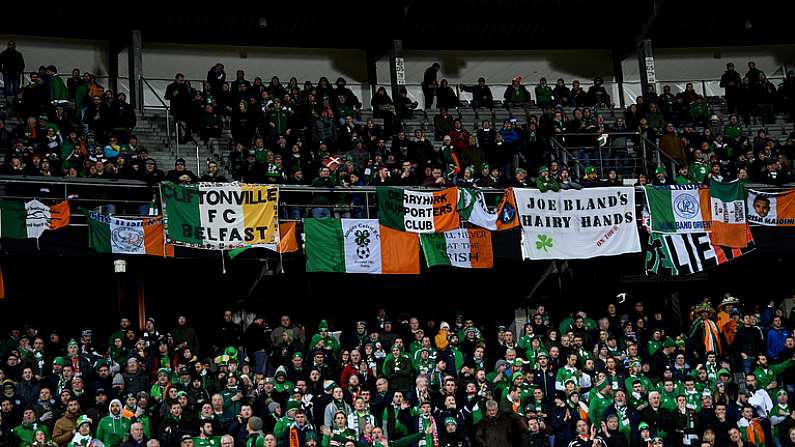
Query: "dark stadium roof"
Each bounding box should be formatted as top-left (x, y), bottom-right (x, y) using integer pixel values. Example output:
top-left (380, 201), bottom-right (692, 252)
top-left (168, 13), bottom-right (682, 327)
top-left (3, 1), bottom-right (794, 52)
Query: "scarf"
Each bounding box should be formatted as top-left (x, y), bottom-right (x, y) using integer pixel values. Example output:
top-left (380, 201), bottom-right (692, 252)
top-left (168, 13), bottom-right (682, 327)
top-left (288, 425), bottom-right (300, 447)
top-left (350, 410), bottom-right (370, 439)
top-left (418, 414), bottom-right (439, 447)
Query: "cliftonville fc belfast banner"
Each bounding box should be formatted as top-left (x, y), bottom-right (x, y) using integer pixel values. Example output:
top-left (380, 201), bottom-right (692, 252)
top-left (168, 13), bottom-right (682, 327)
top-left (513, 187), bottom-right (641, 260)
top-left (161, 182), bottom-right (278, 249)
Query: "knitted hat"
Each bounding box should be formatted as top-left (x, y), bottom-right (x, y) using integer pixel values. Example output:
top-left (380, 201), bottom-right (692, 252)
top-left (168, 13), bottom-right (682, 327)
top-left (67, 339), bottom-right (79, 348)
top-left (494, 359), bottom-right (509, 370)
top-left (248, 416), bottom-right (264, 432)
top-left (639, 422), bottom-right (649, 431)
top-left (323, 380), bottom-right (337, 392)
top-left (444, 417), bottom-right (457, 426)
top-left (662, 338), bottom-right (676, 349)
top-left (596, 378), bottom-right (609, 390)
top-left (538, 165), bottom-right (549, 174)
top-left (286, 399), bottom-right (301, 413)
top-left (318, 320), bottom-right (329, 331)
top-left (53, 357), bottom-right (65, 366)
top-left (157, 368), bottom-right (170, 377)
top-left (267, 402), bottom-right (281, 414)
top-left (292, 352), bottom-right (303, 359)
top-left (536, 350), bottom-right (549, 359)
top-left (274, 366), bottom-right (287, 378)
top-left (655, 166), bottom-right (666, 175)
top-left (112, 373), bottom-right (125, 386)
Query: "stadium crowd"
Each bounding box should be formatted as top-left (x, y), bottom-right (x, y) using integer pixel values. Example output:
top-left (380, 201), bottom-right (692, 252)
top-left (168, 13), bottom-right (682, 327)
top-left (2, 42), bottom-right (795, 195)
top-left (2, 296), bottom-right (795, 447)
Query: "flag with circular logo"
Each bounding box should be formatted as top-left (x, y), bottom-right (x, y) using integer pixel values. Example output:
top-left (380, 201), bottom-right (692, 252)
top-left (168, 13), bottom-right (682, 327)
top-left (645, 185), bottom-right (712, 234)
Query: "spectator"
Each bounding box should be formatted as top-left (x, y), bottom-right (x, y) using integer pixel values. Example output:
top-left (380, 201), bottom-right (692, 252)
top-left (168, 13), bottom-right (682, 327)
top-left (721, 63), bottom-right (743, 113)
top-left (436, 79), bottom-right (459, 110)
top-left (460, 77), bottom-right (493, 110)
top-left (0, 40), bottom-right (24, 99)
top-left (421, 63), bottom-right (440, 109)
top-left (535, 77), bottom-right (554, 108)
top-left (503, 76), bottom-right (531, 109)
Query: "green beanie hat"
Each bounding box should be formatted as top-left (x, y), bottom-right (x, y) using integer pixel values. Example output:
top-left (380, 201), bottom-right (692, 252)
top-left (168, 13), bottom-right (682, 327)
top-left (655, 166), bottom-right (666, 175)
top-left (53, 357), bottom-right (65, 366)
top-left (444, 417), bottom-right (457, 426)
top-left (662, 338), bottom-right (676, 349)
top-left (585, 166), bottom-right (596, 175)
top-left (318, 320), bottom-right (329, 331)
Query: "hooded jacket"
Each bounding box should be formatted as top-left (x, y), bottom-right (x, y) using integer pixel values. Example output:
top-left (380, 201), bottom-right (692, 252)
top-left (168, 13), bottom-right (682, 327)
top-left (96, 400), bottom-right (131, 447)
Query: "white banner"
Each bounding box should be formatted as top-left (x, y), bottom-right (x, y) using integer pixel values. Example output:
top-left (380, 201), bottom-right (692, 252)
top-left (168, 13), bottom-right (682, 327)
top-left (341, 219), bottom-right (383, 274)
top-left (514, 187), bottom-right (641, 260)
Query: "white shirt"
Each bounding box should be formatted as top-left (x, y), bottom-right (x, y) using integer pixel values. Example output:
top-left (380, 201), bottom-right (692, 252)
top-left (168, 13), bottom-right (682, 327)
top-left (748, 389), bottom-right (773, 418)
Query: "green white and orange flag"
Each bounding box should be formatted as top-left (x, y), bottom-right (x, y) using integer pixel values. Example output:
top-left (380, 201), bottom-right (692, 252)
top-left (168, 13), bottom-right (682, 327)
top-left (376, 187), bottom-right (459, 233)
top-left (645, 185), bottom-right (711, 234)
top-left (87, 211), bottom-right (166, 256)
top-left (0, 199), bottom-right (70, 239)
top-left (709, 179), bottom-right (750, 248)
top-left (304, 218), bottom-right (419, 274)
top-left (420, 228), bottom-right (494, 268)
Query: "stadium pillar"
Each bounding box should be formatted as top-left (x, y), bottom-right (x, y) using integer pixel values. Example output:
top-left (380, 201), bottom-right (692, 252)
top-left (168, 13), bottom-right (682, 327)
top-left (128, 29), bottom-right (144, 113)
top-left (638, 39), bottom-right (656, 99)
top-left (388, 39), bottom-right (405, 101)
top-left (107, 40), bottom-right (119, 95)
top-left (136, 270), bottom-right (146, 332)
top-left (612, 50), bottom-right (625, 109)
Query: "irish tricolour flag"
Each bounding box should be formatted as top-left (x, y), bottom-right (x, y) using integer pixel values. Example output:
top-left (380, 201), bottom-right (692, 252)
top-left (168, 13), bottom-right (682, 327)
top-left (88, 211), bottom-right (166, 256)
top-left (420, 228), bottom-right (494, 268)
top-left (376, 187), bottom-right (459, 233)
top-left (0, 199), bottom-right (70, 239)
top-left (645, 185), bottom-right (712, 234)
top-left (304, 218), bottom-right (419, 274)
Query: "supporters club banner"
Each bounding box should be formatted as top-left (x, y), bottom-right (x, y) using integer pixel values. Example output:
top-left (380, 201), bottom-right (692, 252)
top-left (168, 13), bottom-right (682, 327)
top-left (645, 185), bottom-right (712, 234)
top-left (0, 199), bottom-right (70, 239)
top-left (645, 232), bottom-right (755, 276)
top-left (746, 189), bottom-right (795, 226)
top-left (304, 218), bottom-right (419, 274)
top-left (513, 187), bottom-right (640, 260)
top-left (87, 211), bottom-right (166, 256)
top-left (376, 187), bottom-right (459, 233)
top-left (420, 228), bottom-right (494, 268)
top-left (161, 182), bottom-right (278, 249)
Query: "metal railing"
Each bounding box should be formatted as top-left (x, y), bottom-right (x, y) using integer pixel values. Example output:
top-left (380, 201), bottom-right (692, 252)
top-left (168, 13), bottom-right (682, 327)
top-left (2, 176), bottom-right (795, 225)
top-left (141, 77), bottom-right (173, 154)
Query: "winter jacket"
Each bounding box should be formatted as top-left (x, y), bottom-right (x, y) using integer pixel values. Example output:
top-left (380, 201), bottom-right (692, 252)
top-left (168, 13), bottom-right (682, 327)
top-left (768, 327), bottom-right (791, 359)
top-left (52, 412), bottom-right (79, 446)
top-left (475, 414), bottom-right (513, 447)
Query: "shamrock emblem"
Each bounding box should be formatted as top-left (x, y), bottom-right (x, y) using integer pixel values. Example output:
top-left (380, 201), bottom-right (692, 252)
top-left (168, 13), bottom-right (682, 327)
top-left (354, 229), bottom-right (371, 247)
top-left (535, 234), bottom-right (554, 252)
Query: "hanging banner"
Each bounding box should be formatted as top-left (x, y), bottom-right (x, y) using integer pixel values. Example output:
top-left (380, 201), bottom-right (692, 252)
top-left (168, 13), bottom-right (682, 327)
top-left (377, 187), bottom-right (459, 233)
top-left (513, 187), bottom-right (641, 260)
top-left (645, 232), bottom-right (755, 276)
top-left (746, 189), bottom-right (795, 226)
top-left (645, 185), bottom-right (712, 234)
top-left (161, 182), bottom-right (278, 249)
top-left (420, 228), bottom-right (493, 268)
